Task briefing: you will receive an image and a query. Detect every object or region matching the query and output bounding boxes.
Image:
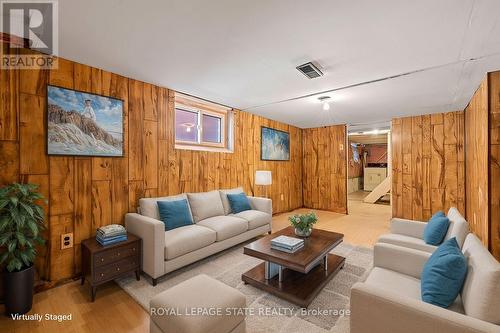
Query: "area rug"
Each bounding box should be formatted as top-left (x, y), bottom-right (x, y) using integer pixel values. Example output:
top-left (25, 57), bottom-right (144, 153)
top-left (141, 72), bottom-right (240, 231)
top-left (116, 241), bottom-right (373, 333)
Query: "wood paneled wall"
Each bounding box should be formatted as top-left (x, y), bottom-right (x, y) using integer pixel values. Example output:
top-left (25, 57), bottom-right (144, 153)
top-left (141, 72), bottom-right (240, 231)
top-left (465, 77), bottom-right (489, 247)
top-left (302, 126), bottom-right (348, 214)
top-left (391, 111), bottom-right (465, 220)
top-left (489, 71), bottom-right (500, 259)
top-left (348, 142), bottom-right (363, 179)
top-left (465, 71), bottom-right (500, 259)
top-left (0, 46), bottom-right (303, 283)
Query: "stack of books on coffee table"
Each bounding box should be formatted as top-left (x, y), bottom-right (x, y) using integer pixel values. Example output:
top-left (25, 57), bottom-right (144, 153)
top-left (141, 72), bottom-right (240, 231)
top-left (271, 235), bottom-right (304, 253)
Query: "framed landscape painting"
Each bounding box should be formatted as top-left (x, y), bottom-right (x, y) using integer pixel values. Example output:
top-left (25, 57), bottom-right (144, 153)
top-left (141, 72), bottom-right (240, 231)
top-left (47, 85), bottom-right (124, 157)
top-left (261, 126), bottom-right (290, 161)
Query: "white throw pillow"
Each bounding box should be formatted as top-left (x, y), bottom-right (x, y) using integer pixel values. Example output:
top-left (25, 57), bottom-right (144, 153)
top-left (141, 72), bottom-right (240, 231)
top-left (187, 190), bottom-right (225, 223)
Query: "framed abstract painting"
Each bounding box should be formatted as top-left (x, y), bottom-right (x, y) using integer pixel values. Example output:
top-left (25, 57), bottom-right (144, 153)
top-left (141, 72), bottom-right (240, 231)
top-left (47, 85), bottom-right (124, 157)
top-left (261, 126), bottom-right (290, 161)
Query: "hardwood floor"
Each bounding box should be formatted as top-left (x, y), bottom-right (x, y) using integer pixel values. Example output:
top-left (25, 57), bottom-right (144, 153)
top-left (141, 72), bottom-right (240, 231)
top-left (0, 199), bottom-right (390, 332)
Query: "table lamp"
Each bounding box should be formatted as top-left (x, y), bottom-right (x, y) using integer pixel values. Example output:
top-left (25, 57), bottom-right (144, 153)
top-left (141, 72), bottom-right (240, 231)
top-left (255, 170), bottom-right (272, 198)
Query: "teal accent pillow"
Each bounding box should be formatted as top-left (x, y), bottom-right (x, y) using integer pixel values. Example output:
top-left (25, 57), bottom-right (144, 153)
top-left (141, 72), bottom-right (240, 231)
top-left (430, 211), bottom-right (446, 219)
top-left (421, 237), bottom-right (468, 308)
top-left (226, 193), bottom-right (251, 213)
top-left (157, 199), bottom-right (193, 231)
top-left (423, 211), bottom-right (450, 245)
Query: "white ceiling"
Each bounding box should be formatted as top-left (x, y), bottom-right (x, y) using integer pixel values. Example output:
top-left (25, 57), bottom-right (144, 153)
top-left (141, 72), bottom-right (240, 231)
top-left (53, 0), bottom-right (500, 128)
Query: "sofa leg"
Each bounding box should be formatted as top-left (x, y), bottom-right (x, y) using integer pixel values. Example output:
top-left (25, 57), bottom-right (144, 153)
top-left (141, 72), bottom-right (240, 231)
top-left (152, 278), bottom-right (158, 286)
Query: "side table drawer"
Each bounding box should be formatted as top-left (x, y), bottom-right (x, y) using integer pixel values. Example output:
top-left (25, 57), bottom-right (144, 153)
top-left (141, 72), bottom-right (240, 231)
top-left (94, 255), bottom-right (140, 283)
top-left (95, 243), bottom-right (139, 267)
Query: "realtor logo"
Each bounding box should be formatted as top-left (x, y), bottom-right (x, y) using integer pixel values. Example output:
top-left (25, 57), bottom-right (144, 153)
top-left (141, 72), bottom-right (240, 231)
top-left (1, 0), bottom-right (58, 69)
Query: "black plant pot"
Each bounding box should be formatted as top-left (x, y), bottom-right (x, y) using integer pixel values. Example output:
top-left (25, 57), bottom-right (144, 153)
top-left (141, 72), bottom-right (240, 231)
top-left (3, 265), bottom-right (34, 316)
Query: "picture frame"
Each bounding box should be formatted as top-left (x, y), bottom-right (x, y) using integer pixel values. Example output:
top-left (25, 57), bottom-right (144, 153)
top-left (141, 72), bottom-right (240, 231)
top-left (261, 126), bottom-right (290, 161)
top-left (46, 85), bottom-right (124, 157)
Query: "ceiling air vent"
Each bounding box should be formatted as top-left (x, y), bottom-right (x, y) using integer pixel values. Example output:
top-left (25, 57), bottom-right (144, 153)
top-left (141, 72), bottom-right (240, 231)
top-left (296, 62), bottom-right (323, 79)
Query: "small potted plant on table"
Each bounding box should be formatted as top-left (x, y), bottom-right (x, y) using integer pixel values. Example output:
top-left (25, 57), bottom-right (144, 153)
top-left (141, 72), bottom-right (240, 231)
top-left (0, 183), bottom-right (46, 315)
top-left (289, 211), bottom-right (318, 237)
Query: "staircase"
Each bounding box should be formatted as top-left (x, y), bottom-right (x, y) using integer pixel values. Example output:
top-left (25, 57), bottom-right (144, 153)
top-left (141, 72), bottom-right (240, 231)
top-left (363, 176), bottom-right (391, 204)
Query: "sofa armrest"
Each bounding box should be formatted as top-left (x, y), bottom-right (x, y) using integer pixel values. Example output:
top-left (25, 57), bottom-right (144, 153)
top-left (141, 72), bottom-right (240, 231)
top-left (373, 243), bottom-right (431, 279)
top-left (125, 213), bottom-right (165, 279)
top-left (350, 283), bottom-right (500, 333)
top-left (390, 218), bottom-right (426, 239)
top-left (247, 196), bottom-right (272, 215)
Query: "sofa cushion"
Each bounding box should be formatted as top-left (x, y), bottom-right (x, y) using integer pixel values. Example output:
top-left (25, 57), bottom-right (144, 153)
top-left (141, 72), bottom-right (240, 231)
top-left (197, 216), bottom-right (248, 241)
top-left (187, 191), bottom-right (225, 223)
top-left (232, 210), bottom-right (271, 230)
top-left (139, 194), bottom-right (192, 220)
top-left (366, 267), bottom-right (423, 300)
top-left (157, 199), bottom-right (193, 231)
top-left (444, 207), bottom-right (470, 248)
top-left (377, 233), bottom-right (438, 253)
top-left (461, 233), bottom-right (500, 324)
top-left (421, 238), bottom-right (468, 308)
top-left (219, 187), bottom-right (244, 215)
top-left (423, 212), bottom-right (450, 245)
top-left (227, 193), bottom-right (252, 214)
top-left (164, 225), bottom-right (216, 260)
top-left (365, 267), bottom-right (465, 314)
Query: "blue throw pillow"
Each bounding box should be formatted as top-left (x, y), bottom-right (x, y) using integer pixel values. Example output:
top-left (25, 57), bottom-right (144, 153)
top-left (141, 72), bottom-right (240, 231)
top-left (421, 237), bottom-right (468, 308)
top-left (226, 193), bottom-right (251, 213)
top-left (157, 199), bottom-right (193, 231)
top-left (430, 211), bottom-right (446, 219)
top-left (423, 211), bottom-right (450, 245)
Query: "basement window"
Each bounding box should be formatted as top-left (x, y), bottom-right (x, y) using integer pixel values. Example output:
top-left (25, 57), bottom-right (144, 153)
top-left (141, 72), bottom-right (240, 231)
top-left (174, 93), bottom-right (234, 152)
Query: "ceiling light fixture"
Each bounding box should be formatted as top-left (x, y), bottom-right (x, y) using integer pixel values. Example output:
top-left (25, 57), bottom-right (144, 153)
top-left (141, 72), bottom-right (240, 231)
top-left (317, 96), bottom-right (331, 111)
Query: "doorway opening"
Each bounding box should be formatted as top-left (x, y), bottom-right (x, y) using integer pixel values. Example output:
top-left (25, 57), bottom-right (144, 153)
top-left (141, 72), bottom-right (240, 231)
top-left (347, 122), bottom-right (391, 208)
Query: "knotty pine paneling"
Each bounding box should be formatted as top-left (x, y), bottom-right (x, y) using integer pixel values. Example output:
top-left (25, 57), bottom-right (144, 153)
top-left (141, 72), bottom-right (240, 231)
top-left (465, 77), bottom-right (489, 248)
top-left (487, 71), bottom-right (500, 259)
top-left (0, 48), bottom-right (18, 141)
top-left (391, 112), bottom-right (465, 221)
top-left (0, 46), bottom-right (304, 283)
top-left (347, 142), bottom-right (363, 179)
top-left (464, 71), bottom-right (500, 260)
top-left (302, 125), bottom-right (347, 213)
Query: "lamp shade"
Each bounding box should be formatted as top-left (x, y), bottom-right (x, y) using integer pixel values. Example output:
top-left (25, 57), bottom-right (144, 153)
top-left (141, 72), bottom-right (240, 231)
top-left (255, 170), bottom-right (272, 185)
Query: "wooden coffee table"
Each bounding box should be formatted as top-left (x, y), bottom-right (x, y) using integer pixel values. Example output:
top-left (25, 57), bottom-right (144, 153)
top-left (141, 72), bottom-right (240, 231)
top-left (242, 226), bottom-right (345, 307)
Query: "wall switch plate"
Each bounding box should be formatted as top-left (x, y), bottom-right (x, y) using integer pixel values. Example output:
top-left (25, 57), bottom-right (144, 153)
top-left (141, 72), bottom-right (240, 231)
top-left (61, 233), bottom-right (73, 250)
top-left (280, 193), bottom-right (284, 201)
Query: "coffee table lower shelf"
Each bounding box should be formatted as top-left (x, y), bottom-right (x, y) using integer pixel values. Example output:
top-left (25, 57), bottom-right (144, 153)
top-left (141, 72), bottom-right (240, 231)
top-left (241, 254), bottom-right (345, 308)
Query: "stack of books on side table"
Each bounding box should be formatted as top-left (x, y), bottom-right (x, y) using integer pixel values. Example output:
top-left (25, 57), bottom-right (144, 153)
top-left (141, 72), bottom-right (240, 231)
top-left (271, 235), bottom-right (304, 253)
top-left (96, 224), bottom-right (127, 246)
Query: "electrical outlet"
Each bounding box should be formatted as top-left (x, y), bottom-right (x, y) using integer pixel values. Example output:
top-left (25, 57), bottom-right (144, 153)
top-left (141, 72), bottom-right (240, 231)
top-left (280, 193), bottom-right (284, 201)
top-left (61, 233), bottom-right (73, 250)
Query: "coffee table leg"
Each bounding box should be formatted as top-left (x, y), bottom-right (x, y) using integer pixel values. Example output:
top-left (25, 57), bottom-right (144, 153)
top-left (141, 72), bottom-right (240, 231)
top-left (265, 261), bottom-right (281, 280)
top-left (323, 255), bottom-right (328, 271)
top-left (278, 265), bottom-right (284, 282)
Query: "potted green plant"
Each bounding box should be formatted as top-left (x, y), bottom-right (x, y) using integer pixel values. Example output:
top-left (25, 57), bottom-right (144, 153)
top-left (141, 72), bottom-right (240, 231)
top-left (289, 211), bottom-right (318, 237)
top-left (0, 183), bottom-right (46, 315)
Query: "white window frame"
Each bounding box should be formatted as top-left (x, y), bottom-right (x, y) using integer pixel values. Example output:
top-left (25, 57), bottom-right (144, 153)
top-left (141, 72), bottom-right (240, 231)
top-left (174, 93), bottom-right (233, 152)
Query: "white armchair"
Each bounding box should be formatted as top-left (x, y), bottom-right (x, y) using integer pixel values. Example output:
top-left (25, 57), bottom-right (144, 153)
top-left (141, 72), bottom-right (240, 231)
top-left (378, 207), bottom-right (470, 253)
top-left (350, 235), bottom-right (500, 333)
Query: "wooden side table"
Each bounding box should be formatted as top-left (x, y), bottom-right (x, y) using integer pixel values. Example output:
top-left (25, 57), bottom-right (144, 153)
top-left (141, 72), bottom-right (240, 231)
top-left (81, 233), bottom-right (141, 302)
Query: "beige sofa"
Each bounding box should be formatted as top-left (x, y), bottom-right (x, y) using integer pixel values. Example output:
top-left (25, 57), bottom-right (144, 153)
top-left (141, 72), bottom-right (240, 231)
top-left (351, 234), bottom-right (500, 333)
top-left (377, 207), bottom-right (470, 253)
top-left (125, 187), bottom-right (272, 285)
